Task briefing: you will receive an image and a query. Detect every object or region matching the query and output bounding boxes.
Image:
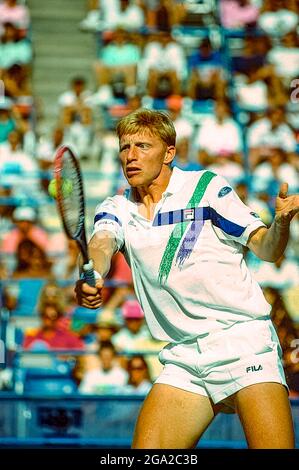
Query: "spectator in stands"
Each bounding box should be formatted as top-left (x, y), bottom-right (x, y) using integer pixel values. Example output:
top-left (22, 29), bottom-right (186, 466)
top-left (247, 106), bottom-right (297, 168)
top-left (234, 64), bottom-right (287, 113)
top-left (1, 63), bottom-right (31, 99)
top-left (37, 280), bottom-right (66, 313)
top-left (220, 0), bottom-right (260, 29)
top-left (269, 290), bottom-right (296, 346)
top-left (1, 206), bottom-right (49, 255)
top-left (88, 71), bottom-right (128, 111)
top-left (208, 153), bottom-right (246, 187)
top-left (0, 129), bottom-right (39, 197)
top-left (1, 280), bottom-right (18, 311)
top-left (58, 78), bottom-right (95, 160)
top-left (96, 308), bottom-right (122, 343)
top-left (187, 35), bottom-right (226, 100)
top-left (0, 22), bottom-right (32, 71)
top-left (95, 28), bottom-right (141, 91)
top-left (262, 285), bottom-right (299, 396)
top-left (37, 126), bottom-right (64, 161)
top-left (251, 148), bottom-right (298, 195)
top-left (23, 301), bottom-right (84, 350)
top-left (172, 137), bottom-right (202, 172)
top-left (194, 99), bottom-right (243, 167)
top-left (108, 0), bottom-right (145, 31)
top-left (188, 37), bottom-right (223, 73)
top-left (36, 127), bottom-right (65, 192)
top-left (72, 353), bottom-right (103, 387)
top-left (79, 341), bottom-right (128, 394)
top-left (113, 298), bottom-right (153, 353)
top-left (61, 105), bottom-right (95, 160)
top-left (123, 355), bottom-right (152, 394)
top-left (148, 0), bottom-right (186, 31)
top-left (58, 76), bottom-right (92, 112)
top-left (187, 66), bottom-right (226, 102)
top-left (139, 30), bottom-right (187, 96)
top-left (0, 182), bottom-right (15, 238)
top-left (12, 238), bottom-right (52, 279)
top-left (80, 0), bottom-right (145, 33)
top-left (258, 0), bottom-right (298, 36)
top-left (0, 98), bottom-right (16, 143)
top-left (0, 0), bottom-right (30, 34)
top-left (166, 95), bottom-right (195, 143)
top-left (267, 30), bottom-right (299, 84)
top-left (231, 35), bottom-right (270, 75)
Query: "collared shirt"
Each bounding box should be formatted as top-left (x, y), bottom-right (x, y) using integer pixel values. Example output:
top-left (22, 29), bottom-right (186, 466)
top-left (93, 168), bottom-right (270, 342)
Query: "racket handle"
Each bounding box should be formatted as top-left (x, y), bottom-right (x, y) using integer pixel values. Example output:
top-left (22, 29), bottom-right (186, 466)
top-left (82, 260), bottom-right (96, 287)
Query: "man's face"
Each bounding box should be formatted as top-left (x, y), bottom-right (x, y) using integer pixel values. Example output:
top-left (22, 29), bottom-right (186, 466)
top-left (119, 130), bottom-right (174, 188)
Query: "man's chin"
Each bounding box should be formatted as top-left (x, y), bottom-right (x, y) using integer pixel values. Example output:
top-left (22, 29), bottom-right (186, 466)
top-left (126, 175), bottom-right (142, 187)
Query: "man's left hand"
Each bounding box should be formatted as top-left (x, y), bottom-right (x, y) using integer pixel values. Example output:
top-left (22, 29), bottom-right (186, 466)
top-left (275, 183), bottom-right (299, 226)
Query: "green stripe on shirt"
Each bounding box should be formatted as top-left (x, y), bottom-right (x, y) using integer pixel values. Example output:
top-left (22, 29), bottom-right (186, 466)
top-left (158, 171), bottom-right (216, 284)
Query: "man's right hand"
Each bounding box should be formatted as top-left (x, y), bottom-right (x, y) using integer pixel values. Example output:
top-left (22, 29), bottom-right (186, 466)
top-left (75, 279), bottom-right (104, 309)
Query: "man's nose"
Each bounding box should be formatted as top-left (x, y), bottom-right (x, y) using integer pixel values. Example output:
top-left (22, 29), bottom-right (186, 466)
top-left (127, 146), bottom-right (138, 161)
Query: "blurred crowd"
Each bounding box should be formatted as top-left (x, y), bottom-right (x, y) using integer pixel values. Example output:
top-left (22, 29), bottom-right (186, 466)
top-left (0, 0), bottom-right (298, 397)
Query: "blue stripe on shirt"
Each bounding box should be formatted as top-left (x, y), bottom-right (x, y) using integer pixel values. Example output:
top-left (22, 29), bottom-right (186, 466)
top-left (153, 207), bottom-right (246, 237)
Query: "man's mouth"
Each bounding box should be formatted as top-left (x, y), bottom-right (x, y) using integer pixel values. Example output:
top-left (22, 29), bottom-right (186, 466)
top-left (126, 167), bottom-right (141, 176)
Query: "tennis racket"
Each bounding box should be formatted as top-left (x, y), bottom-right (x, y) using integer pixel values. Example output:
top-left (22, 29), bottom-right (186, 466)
top-left (54, 145), bottom-right (96, 286)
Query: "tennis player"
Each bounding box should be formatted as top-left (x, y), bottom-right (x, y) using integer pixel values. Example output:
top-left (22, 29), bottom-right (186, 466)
top-left (75, 109), bottom-right (298, 448)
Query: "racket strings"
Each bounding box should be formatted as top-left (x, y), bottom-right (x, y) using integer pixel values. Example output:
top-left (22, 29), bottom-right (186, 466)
top-left (60, 152), bottom-right (83, 236)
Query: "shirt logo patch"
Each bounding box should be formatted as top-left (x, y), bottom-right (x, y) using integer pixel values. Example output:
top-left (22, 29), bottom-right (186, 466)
top-left (218, 186), bottom-right (232, 198)
top-left (250, 211), bottom-right (260, 219)
top-left (183, 208), bottom-right (195, 221)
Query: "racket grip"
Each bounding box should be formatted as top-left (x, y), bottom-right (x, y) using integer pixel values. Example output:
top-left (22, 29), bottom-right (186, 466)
top-left (82, 260), bottom-right (96, 287)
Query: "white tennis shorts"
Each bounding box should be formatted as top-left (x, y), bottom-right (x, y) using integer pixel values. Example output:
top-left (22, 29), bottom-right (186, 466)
top-left (155, 319), bottom-right (287, 409)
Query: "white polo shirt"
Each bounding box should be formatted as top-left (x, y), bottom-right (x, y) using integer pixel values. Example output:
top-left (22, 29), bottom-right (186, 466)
top-left (93, 168), bottom-right (270, 343)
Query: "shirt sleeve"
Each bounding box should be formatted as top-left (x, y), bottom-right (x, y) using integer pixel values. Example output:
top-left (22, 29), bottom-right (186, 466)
top-left (92, 196), bottom-right (125, 251)
top-left (207, 175), bottom-right (266, 246)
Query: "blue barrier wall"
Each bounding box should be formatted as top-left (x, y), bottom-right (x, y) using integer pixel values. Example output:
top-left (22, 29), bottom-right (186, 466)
top-left (0, 394), bottom-right (298, 448)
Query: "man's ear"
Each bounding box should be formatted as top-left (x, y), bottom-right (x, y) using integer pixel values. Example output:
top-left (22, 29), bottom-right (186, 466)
top-left (164, 145), bottom-right (176, 165)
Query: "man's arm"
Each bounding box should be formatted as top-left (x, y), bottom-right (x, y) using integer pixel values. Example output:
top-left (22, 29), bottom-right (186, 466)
top-left (247, 183), bottom-right (299, 262)
top-left (75, 231), bottom-right (118, 309)
top-left (87, 230), bottom-right (118, 277)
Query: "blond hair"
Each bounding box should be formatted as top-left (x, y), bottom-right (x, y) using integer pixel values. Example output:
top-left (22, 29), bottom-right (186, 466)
top-left (116, 108), bottom-right (176, 146)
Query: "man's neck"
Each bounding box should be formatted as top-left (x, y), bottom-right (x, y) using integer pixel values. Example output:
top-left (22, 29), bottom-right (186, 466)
top-left (134, 167), bottom-right (173, 205)
top-left (132, 167), bottom-right (173, 221)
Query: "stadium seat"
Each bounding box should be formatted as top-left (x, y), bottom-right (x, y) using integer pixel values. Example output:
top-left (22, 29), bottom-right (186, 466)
top-left (14, 359), bottom-right (77, 395)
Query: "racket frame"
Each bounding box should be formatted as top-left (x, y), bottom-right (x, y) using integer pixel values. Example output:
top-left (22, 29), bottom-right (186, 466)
top-left (54, 145), bottom-right (96, 286)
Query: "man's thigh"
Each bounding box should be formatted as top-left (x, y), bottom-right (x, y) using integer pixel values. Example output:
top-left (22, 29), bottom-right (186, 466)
top-left (234, 382), bottom-right (295, 449)
top-left (132, 383), bottom-right (220, 449)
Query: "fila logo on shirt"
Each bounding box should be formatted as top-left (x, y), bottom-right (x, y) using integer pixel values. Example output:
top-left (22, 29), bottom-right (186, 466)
top-left (246, 365), bottom-right (263, 373)
top-left (183, 208), bottom-right (195, 221)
